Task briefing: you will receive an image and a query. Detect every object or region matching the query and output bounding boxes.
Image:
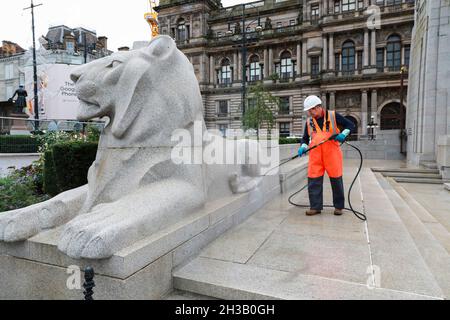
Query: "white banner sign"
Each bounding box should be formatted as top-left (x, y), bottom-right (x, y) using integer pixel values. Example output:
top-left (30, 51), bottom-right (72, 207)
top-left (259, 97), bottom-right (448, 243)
top-left (25, 64), bottom-right (79, 120)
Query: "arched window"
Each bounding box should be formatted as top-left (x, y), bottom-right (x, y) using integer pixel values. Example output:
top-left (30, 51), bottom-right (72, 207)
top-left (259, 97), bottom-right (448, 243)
top-left (387, 35), bottom-right (401, 71)
top-left (280, 51), bottom-right (293, 80)
top-left (342, 41), bottom-right (355, 75)
top-left (380, 102), bottom-right (406, 130)
top-left (220, 58), bottom-right (232, 84)
top-left (249, 55), bottom-right (261, 82)
top-left (177, 19), bottom-right (187, 42)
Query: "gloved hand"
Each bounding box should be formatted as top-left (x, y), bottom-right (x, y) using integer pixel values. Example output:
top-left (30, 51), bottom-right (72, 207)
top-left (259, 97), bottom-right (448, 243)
top-left (334, 129), bottom-right (351, 143)
top-left (298, 144), bottom-right (308, 157)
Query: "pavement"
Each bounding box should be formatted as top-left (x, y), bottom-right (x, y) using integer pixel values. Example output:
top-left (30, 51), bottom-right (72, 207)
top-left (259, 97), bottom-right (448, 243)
top-left (169, 160), bottom-right (450, 300)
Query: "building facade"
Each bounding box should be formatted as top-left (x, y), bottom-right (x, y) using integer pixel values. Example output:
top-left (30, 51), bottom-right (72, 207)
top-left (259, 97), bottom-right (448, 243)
top-left (406, 0), bottom-right (450, 178)
top-left (156, 0), bottom-right (415, 139)
top-left (0, 41), bottom-right (26, 102)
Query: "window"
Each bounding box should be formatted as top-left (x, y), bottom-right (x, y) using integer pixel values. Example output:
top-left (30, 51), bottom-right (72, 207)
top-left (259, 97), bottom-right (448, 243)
top-left (4, 64), bottom-right (14, 80)
top-left (404, 45), bottom-right (411, 67)
top-left (280, 51), bottom-right (293, 79)
top-left (342, 41), bottom-right (355, 74)
top-left (290, 20), bottom-right (296, 26)
top-left (334, 0), bottom-right (340, 13)
top-left (177, 19), bottom-right (188, 42)
top-left (279, 122), bottom-right (291, 138)
top-left (249, 55), bottom-right (261, 82)
top-left (220, 59), bottom-right (232, 84)
top-left (311, 56), bottom-right (320, 77)
top-left (218, 100), bottom-right (229, 116)
top-left (358, 0), bottom-right (364, 9)
top-left (376, 48), bottom-right (385, 72)
top-left (311, 5), bottom-right (319, 19)
top-left (277, 22), bottom-right (283, 28)
top-left (279, 97), bottom-right (290, 115)
top-left (386, 0), bottom-right (402, 5)
top-left (387, 35), bottom-right (402, 71)
top-left (220, 59), bottom-right (231, 84)
top-left (217, 32), bottom-right (222, 37)
top-left (342, 0), bottom-right (356, 12)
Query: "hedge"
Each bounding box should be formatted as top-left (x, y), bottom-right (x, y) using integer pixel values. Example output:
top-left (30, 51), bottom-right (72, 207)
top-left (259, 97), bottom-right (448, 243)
top-left (279, 137), bottom-right (301, 145)
top-left (0, 135), bottom-right (40, 153)
top-left (43, 142), bottom-right (98, 196)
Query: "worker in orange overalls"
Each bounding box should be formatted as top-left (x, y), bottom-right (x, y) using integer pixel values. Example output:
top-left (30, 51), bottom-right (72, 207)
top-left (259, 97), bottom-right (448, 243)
top-left (298, 95), bottom-right (355, 216)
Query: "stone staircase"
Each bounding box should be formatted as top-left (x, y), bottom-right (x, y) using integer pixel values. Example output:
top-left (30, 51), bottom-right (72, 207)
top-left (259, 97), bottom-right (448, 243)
top-left (372, 167), bottom-right (449, 184)
top-left (166, 164), bottom-right (450, 300)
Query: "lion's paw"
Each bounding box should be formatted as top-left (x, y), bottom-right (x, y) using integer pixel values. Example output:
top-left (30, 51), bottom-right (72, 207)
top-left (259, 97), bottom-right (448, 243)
top-left (0, 200), bottom-right (67, 242)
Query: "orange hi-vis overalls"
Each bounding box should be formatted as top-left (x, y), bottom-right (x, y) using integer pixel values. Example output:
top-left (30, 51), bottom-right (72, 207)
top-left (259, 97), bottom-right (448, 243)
top-left (307, 110), bottom-right (343, 179)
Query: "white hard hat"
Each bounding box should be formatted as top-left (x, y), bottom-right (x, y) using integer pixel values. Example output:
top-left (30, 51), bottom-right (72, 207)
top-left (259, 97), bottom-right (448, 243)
top-left (304, 95), bottom-right (322, 112)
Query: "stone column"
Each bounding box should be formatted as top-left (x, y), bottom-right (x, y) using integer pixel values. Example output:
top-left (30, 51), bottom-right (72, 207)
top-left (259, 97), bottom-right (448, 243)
top-left (321, 93), bottom-right (327, 109)
top-left (329, 33), bottom-right (335, 70)
top-left (264, 48), bottom-right (269, 79)
top-left (363, 29), bottom-right (369, 67)
top-left (364, 0), bottom-right (369, 8)
top-left (302, 40), bottom-right (307, 75)
top-left (209, 55), bottom-right (215, 84)
top-left (268, 47), bottom-right (273, 76)
top-left (330, 91), bottom-right (336, 110)
top-left (361, 90), bottom-right (368, 136)
top-left (200, 54), bottom-right (205, 83)
top-left (233, 52), bottom-right (238, 82)
top-left (371, 89), bottom-right (378, 122)
top-left (296, 43), bottom-right (301, 76)
top-left (323, 36), bottom-right (328, 70)
top-left (371, 29), bottom-right (377, 66)
top-left (237, 50), bottom-right (242, 81)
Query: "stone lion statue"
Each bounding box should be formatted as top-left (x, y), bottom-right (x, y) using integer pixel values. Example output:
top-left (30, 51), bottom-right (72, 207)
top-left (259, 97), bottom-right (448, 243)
top-left (0, 36), bottom-right (266, 259)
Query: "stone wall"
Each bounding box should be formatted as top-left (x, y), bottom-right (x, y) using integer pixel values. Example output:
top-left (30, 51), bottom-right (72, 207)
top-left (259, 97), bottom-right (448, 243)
top-left (406, 0), bottom-right (450, 175)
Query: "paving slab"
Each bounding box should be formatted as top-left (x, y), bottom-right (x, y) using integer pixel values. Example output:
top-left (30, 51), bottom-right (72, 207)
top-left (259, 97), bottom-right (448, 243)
top-left (174, 257), bottom-right (440, 300)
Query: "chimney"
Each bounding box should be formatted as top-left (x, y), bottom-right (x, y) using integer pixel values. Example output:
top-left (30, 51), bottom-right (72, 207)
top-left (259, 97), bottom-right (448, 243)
top-left (118, 46), bottom-right (130, 52)
top-left (98, 36), bottom-right (108, 50)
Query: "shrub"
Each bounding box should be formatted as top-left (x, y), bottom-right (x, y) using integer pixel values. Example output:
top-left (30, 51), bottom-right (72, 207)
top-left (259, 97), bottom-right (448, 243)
top-left (0, 135), bottom-right (40, 153)
top-left (0, 167), bottom-right (50, 212)
top-left (44, 141), bottom-right (98, 195)
top-left (279, 137), bottom-right (301, 145)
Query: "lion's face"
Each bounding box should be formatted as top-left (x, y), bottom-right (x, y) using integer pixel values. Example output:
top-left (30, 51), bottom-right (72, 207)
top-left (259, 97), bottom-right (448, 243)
top-left (70, 36), bottom-right (198, 140)
top-left (71, 51), bottom-right (133, 121)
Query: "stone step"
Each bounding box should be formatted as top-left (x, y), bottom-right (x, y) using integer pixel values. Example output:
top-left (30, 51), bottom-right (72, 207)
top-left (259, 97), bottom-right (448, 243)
top-left (421, 161), bottom-right (439, 170)
top-left (164, 289), bottom-right (218, 300)
top-left (373, 174), bottom-right (450, 298)
top-left (445, 183), bottom-right (450, 192)
top-left (393, 177), bottom-right (448, 184)
top-left (381, 172), bottom-right (442, 179)
top-left (173, 257), bottom-right (439, 300)
top-left (372, 167), bottom-right (440, 174)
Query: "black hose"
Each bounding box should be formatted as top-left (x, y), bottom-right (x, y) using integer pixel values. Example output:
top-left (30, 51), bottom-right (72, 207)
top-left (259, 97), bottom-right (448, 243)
top-left (287, 141), bottom-right (367, 221)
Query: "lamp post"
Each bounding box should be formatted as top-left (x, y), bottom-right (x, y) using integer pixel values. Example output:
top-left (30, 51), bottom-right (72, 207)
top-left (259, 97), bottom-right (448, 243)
top-left (367, 116), bottom-right (378, 141)
top-left (400, 65), bottom-right (408, 154)
top-left (24, 0), bottom-right (43, 131)
top-left (229, 3), bottom-right (262, 116)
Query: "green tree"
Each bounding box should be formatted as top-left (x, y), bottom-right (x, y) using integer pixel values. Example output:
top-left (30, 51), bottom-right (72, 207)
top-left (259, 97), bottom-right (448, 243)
top-left (242, 82), bottom-right (280, 139)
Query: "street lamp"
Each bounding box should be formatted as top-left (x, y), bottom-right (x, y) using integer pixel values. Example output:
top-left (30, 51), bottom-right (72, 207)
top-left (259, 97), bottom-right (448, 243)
top-left (229, 3), bottom-right (262, 115)
top-left (399, 65), bottom-right (408, 154)
top-left (367, 116), bottom-right (378, 141)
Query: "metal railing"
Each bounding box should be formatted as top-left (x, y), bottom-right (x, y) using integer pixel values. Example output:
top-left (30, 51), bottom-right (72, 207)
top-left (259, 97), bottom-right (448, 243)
top-left (0, 117), bottom-right (106, 154)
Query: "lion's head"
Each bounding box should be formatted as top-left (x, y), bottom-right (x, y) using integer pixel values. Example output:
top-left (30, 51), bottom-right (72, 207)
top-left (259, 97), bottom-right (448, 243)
top-left (71, 36), bottom-right (203, 143)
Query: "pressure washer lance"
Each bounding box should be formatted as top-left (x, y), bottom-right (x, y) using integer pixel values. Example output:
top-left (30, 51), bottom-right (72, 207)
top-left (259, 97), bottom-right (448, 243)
top-left (264, 135), bottom-right (367, 221)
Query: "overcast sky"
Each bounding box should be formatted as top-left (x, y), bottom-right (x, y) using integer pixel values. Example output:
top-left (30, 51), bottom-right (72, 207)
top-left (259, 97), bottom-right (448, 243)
top-left (0, 0), bottom-right (254, 52)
